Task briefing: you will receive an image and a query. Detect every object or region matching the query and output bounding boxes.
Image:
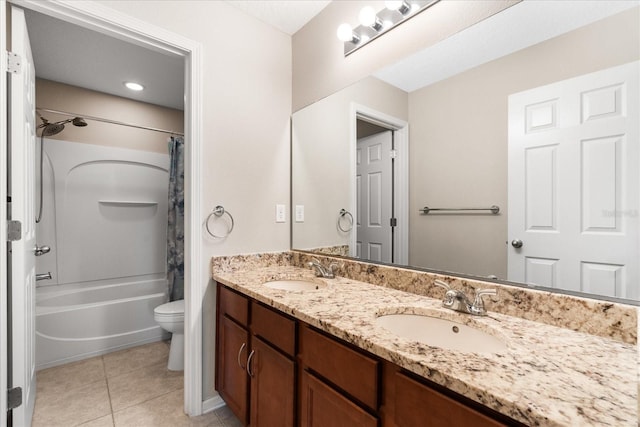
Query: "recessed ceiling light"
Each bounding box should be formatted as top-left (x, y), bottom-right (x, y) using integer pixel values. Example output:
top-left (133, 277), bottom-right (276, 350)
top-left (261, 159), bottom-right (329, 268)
top-left (124, 82), bottom-right (144, 91)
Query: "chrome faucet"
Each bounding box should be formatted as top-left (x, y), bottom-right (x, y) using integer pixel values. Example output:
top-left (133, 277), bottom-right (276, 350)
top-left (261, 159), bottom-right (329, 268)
top-left (308, 258), bottom-right (338, 279)
top-left (434, 280), bottom-right (497, 316)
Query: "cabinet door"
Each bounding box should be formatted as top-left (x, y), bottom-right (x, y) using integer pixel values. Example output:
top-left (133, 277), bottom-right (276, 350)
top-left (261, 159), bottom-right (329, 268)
top-left (300, 370), bottom-right (378, 427)
top-left (249, 337), bottom-right (295, 427)
top-left (218, 315), bottom-right (249, 425)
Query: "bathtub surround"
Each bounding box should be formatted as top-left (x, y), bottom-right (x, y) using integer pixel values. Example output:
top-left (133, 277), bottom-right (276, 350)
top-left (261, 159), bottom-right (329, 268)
top-left (211, 254), bottom-right (637, 426)
top-left (167, 135), bottom-right (185, 302)
top-left (35, 139), bottom-right (171, 369)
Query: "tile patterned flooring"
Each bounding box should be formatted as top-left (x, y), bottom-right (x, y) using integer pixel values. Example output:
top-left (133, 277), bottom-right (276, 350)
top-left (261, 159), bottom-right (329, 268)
top-left (32, 341), bottom-right (243, 427)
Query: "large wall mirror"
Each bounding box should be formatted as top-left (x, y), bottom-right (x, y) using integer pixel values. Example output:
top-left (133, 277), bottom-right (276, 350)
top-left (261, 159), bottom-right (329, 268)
top-left (292, 1), bottom-right (640, 304)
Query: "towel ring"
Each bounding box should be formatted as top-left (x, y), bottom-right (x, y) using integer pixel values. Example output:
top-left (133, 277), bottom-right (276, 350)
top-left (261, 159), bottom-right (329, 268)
top-left (205, 205), bottom-right (234, 238)
top-left (337, 209), bottom-right (353, 232)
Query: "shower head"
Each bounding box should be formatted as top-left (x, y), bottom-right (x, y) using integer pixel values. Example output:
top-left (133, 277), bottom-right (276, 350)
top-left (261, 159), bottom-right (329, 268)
top-left (37, 115), bottom-right (88, 136)
top-left (41, 123), bottom-right (65, 136)
top-left (72, 117), bottom-right (88, 127)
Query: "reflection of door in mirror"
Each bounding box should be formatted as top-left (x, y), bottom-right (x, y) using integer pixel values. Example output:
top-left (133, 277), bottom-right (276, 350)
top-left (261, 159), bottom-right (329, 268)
top-left (508, 61), bottom-right (639, 300)
top-left (356, 127), bottom-right (393, 262)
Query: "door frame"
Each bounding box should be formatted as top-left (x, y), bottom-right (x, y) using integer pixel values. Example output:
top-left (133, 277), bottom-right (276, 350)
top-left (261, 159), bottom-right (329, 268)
top-left (1, 1), bottom-right (8, 424)
top-left (1, 0), bottom-right (205, 416)
top-left (350, 103), bottom-right (409, 265)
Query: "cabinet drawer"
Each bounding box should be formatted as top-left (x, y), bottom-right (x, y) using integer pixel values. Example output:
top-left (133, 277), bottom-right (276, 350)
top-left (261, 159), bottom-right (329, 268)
top-left (300, 370), bottom-right (378, 427)
top-left (299, 325), bottom-right (379, 410)
top-left (219, 284), bottom-right (249, 326)
top-left (394, 372), bottom-right (506, 427)
top-left (251, 301), bottom-right (296, 356)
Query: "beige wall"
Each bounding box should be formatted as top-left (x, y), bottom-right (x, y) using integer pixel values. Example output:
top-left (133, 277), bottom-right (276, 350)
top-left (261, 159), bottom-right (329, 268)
top-left (408, 7), bottom-right (640, 279)
top-left (292, 77), bottom-right (408, 251)
top-left (95, 0), bottom-right (291, 401)
top-left (292, 0), bottom-right (518, 111)
top-left (36, 79), bottom-right (183, 154)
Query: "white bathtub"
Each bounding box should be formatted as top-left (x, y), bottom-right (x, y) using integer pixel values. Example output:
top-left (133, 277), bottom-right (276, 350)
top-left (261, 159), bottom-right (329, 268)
top-left (36, 276), bottom-right (169, 370)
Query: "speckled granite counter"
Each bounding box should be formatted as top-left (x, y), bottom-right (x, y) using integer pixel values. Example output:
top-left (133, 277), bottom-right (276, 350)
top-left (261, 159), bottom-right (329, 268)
top-left (212, 262), bottom-right (637, 427)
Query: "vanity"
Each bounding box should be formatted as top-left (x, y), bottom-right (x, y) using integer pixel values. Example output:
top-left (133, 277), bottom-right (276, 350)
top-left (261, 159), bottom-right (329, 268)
top-left (212, 253), bottom-right (637, 427)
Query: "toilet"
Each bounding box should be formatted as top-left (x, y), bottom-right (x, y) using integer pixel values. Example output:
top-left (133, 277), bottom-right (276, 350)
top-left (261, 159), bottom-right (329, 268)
top-left (154, 299), bottom-right (185, 371)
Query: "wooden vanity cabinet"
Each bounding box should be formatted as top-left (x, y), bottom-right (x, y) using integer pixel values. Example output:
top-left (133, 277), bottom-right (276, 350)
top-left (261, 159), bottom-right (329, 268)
top-left (216, 286), bottom-right (250, 424)
top-left (215, 284), bottom-right (296, 427)
top-left (216, 284), bottom-right (521, 427)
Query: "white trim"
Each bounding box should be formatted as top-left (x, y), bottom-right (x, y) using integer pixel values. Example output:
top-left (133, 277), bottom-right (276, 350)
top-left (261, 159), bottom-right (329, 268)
top-left (1, 0), bottom-right (9, 424)
top-left (349, 103), bottom-right (409, 265)
top-left (8, 0), bottom-right (205, 416)
top-left (201, 396), bottom-right (226, 414)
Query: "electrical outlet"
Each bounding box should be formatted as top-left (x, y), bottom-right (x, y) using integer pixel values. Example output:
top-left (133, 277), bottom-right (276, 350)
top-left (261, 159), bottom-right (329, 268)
top-left (276, 204), bottom-right (286, 223)
top-left (295, 205), bottom-right (304, 222)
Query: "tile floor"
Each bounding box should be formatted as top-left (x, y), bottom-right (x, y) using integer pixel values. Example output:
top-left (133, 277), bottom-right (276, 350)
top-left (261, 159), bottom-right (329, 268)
top-left (32, 341), bottom-right (243, 427)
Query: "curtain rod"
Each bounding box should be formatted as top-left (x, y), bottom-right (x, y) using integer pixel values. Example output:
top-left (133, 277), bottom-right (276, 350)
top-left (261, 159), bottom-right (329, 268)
top-left (36, 107), bottom-right (184, 137)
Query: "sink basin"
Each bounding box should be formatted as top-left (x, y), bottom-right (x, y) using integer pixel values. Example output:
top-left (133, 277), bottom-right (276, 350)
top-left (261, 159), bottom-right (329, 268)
top-left (262, 279), bottom-right (325, 291)
top-left (375, 313), bottom-right (507, 354)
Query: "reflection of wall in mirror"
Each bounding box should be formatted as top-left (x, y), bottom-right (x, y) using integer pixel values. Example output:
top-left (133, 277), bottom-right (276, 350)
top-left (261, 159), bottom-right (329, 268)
top-left (408, 8), bottom-right (639, 279)
top-left (292, 77), bottom-right (408, 251)
top-left (292, 1), bottom-right (517, 110)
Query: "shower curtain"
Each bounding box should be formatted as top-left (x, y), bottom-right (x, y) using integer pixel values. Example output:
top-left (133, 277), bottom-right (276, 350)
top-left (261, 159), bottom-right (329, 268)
top-left (167, 136), bottom-right (184, 301)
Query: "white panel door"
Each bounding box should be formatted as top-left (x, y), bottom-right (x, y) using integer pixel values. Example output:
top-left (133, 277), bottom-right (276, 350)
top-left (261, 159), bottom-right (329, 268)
top-left (9, 5), bottom-right (37, 425)
top-left (356, 131), bottom-right (393, 262)
top-left (508, 62), bottom-right (639, 300)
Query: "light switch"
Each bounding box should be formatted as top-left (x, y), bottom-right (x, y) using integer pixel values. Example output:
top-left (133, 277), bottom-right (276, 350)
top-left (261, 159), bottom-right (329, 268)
top-left (295, 205), bottom-right (304, 222)
top-left (276, 204), bottom-right (286, 223)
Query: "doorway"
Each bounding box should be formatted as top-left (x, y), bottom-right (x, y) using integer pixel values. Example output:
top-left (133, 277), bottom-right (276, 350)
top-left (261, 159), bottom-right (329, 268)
top-left (0, 0), bottom-right (204, 422)
top-left (356, 124), bottom-right (394, 263)
top-left (350, 104), bottom-right (409, 266)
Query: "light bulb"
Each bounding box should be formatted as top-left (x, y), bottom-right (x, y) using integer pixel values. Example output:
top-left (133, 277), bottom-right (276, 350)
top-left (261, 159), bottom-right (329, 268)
top-left (386, 0), bottom-right (411, 15)
top-left (337, 23), bottom-right (354, 42)
top-left (359, 6), bottom-right (377, 27)
top-left (124, 82), bottom-right (144, 91)
top-left (385, 1), bottom-right (403, 10)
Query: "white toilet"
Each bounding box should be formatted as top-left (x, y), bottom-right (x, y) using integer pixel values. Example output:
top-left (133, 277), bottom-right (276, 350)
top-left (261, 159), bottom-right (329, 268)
top-left (154, 299), bottom-right (185, 371)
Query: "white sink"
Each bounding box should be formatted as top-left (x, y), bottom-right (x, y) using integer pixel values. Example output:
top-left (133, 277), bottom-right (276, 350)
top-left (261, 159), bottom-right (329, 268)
top-left (375, 313), bottom-right (507, 354)
top-left (262, 279), bottom-right (325, 291)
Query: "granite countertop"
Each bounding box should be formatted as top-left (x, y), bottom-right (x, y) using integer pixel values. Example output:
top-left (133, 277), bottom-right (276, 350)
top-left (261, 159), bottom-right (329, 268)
top-left (213, 265), bottom-right (637, 427)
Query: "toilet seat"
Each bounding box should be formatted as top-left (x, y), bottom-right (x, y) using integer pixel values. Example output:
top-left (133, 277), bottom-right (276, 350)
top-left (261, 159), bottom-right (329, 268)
top-left (154, 299), bottom-right (184, 315)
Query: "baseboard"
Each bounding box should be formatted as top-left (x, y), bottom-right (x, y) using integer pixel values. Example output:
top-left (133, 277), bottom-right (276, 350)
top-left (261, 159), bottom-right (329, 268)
top-left (202, 394), bottom-right (225, 414)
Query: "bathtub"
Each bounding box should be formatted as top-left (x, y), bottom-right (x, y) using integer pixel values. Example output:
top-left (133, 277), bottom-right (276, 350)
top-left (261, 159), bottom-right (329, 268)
top-left (36, 276), bottom-right (169, 370)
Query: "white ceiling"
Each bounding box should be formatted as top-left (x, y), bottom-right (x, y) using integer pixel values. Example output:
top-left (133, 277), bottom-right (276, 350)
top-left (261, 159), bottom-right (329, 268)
top-left (223, 0), bottom-right (331, 35)
top-left (24, 8), bottom-right (185, 110)
top-left (374, 0), bottom-right (639, 92)
top-left (23, 1), bottom-right (330, 111)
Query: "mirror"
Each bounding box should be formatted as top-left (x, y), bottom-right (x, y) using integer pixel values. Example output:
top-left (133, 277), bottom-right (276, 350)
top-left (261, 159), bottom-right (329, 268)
top-left (292, 1), bottom-right (640, 303)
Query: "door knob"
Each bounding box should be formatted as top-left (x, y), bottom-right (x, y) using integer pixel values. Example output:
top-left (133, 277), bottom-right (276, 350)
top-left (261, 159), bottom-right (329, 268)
top-left (34, 245), bottom-right (51, 256)
top-left (511, 239), bottom-right (523, 248)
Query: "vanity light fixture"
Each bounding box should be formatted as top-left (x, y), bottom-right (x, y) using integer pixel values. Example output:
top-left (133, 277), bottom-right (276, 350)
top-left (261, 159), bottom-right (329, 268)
top-left (359, 6), bottom-right (384, 31)
top-left (337, 23), bottom-right (360, 43)
top-left (124, 81), bottom-right (144, 91)
top-left (385, 1), bottom-right (412, 15)
top-left (337, 0), bottom-right (439, 56)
